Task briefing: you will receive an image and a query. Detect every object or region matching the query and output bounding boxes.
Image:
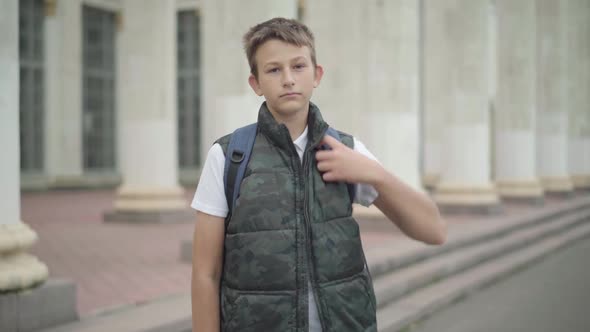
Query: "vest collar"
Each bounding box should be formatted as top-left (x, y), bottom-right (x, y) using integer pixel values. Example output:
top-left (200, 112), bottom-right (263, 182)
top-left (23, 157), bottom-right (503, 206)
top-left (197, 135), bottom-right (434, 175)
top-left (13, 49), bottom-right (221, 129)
top-left (257, 101), bottom-right (329, 154)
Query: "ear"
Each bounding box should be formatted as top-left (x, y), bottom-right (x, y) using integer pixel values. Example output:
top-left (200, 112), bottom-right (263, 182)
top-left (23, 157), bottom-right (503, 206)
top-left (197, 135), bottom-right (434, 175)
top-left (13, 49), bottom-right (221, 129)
top-left (313, 65), bottom-right (324, 88)
top-left (248, 74), bottom-right (263, 96)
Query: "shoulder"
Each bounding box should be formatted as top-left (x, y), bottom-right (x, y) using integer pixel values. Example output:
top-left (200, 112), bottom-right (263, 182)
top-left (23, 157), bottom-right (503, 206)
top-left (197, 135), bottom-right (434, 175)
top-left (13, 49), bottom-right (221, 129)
top-left (215, 123), bottom-right (259, 156)
top-left (350, 136), bottom-right (379, 162)
top-left (329, 128), bottom-right (378, 161)
top-left (214, 133), bottom-right (232, 156)
top-left (203, 143), bottom-right (225, 171)
top-left (332, 128), bottom-right (354, 149)
top-left (328, 127), bottom-right (374, 156)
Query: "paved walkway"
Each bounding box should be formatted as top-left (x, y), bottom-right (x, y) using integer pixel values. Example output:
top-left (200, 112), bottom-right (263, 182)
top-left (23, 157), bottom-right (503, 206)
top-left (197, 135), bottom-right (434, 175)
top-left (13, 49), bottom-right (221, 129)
top-left (21, 189), bottom-right (581, 317)
top-left (409, 237), bottom-right (590, 332)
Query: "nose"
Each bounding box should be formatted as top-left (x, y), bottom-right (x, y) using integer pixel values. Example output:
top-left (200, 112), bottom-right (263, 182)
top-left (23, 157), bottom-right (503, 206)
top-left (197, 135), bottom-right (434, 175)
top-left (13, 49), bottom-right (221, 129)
top-left (282, 69), bottom-right (295, 87)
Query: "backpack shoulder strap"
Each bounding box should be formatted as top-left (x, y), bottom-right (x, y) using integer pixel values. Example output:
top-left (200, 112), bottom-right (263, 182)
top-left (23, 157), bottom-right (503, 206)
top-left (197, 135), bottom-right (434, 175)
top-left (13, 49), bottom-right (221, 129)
top-left (325, 127), bottom-right (356, 203)
top-left (223, 123), bottom-right (258, 215)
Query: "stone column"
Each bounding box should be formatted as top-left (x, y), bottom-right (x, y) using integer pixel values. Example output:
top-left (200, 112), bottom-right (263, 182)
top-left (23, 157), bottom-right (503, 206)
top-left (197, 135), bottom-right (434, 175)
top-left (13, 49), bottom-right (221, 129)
top-left (431, 0), bottom-right (500, 212)
top-left (536, 0), bottom-right (574, 194)
top-left (1, 2), bottom-right (78, 330)
top-left (494, 0), bottom-right (544, 201)
top-left (44, 0), bottom-right (84, 187)
top-left (0, 0), bottom-right (49, 292)
top-left (422, 0), bottom-right (451, 189)
top-left (566, 0), bottom-right (590, 189)
top-left (201, 0), bottom-right (297, 156)
top-left (106, 0), bottom-right (188, 222)
top-left (305, 0), bottom-right (367, 136)
top-left (360, 0), bottom-right (421, 191)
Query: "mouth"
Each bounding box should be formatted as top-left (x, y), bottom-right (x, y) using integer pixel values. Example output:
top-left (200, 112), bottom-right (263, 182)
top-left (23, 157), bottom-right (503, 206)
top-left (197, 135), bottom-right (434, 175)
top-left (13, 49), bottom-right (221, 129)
top-left (280, 92), bottom-right (301, 98)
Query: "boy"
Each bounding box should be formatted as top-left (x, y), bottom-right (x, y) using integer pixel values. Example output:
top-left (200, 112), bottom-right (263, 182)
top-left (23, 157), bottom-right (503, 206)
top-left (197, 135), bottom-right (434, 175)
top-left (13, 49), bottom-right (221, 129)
top-left (191, 17), bottom-right (446, 332)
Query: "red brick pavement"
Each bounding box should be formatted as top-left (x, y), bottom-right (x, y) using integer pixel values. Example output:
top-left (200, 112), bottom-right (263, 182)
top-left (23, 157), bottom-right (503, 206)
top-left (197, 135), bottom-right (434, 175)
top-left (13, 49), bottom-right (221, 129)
top-left (21, 189), bottom-right (578, 317)
top-left (23, 190), bottom-right (195, 316)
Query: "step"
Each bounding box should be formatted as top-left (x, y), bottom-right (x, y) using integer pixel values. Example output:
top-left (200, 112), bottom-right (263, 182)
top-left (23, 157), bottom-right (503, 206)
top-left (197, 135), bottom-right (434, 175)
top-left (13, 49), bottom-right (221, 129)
top-left (366, 197), bottom-right (590, 279)
top-left (39, 294), bottom-right (191, 332)
top-left (376, 220), bottom-right (590, 332)
top-left (373, 208), bottom-right (590, 308)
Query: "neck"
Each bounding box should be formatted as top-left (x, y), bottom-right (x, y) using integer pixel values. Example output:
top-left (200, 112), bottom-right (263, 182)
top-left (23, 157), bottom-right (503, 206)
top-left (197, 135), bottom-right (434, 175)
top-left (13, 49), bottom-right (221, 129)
top-left (267, 104), bottom-right (309, 141)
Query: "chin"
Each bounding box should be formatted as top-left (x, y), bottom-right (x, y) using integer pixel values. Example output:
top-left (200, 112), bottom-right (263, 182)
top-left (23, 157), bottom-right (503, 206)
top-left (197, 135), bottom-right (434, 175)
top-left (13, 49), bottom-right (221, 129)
top-left (271, 101), bottom-right (308, 116)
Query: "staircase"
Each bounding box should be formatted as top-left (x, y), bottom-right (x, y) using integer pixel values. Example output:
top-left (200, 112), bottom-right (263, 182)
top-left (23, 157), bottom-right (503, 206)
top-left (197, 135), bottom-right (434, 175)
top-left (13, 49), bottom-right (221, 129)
top-left (40, 196), bottom-right (590, 332)
top-left (370, 197), bottom-right (590, 332)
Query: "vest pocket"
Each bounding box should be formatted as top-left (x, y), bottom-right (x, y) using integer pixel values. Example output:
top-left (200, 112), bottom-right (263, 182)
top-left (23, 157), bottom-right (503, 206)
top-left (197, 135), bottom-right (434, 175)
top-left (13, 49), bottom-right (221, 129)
top-left (312, 216), bottom-right (365, 282)
top-left (317, 271), bottom-right (378, 332)
top-left (221, 286), bottom-right (296, 332)
top-left (223, 230), bottom-right (297, 290)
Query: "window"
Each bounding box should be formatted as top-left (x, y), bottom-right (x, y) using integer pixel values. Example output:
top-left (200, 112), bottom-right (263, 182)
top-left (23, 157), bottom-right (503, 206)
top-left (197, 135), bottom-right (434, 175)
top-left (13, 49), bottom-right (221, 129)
top-left (19, 0), bottom-right (45, 173)
top-left (177, 10), bottom-right (202, 169)
top-left (82, 6), bottom-right (116, 171)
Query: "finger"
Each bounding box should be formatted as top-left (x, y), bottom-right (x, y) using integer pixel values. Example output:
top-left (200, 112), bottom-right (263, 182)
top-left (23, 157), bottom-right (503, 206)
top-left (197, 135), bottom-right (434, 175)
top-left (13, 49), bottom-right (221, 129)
top-left (316, 161), bottom-right (331, 172)
top-left (315, 149), bottom-right (334, 161)
top-left (322, 171), bottom-right (337, 182)
top-left (319, 135), bottom-right (345, 149)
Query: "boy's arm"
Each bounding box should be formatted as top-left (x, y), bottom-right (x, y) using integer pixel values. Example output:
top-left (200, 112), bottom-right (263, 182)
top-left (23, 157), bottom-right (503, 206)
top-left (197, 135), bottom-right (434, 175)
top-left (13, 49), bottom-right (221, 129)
top-left (192, 211), bottom-right (225, 332)
top-left (316, 136), bottom-right (447, 245)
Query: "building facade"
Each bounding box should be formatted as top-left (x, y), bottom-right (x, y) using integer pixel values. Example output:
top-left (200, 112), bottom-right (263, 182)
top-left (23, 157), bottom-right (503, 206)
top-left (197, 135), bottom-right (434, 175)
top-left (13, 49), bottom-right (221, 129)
top-left (15, 0), bottom-right (590, 204)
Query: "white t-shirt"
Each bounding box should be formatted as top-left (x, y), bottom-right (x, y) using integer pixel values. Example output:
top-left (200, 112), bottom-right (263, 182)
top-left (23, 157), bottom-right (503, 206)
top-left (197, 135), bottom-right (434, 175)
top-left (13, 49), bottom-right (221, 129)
top-left (190, 126), bottom-right (380, 332)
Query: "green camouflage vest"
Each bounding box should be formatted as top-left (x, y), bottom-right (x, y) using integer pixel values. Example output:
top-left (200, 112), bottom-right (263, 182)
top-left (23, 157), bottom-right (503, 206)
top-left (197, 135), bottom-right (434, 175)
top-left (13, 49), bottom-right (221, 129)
top-left (217, 102), bottom-right (377, 332)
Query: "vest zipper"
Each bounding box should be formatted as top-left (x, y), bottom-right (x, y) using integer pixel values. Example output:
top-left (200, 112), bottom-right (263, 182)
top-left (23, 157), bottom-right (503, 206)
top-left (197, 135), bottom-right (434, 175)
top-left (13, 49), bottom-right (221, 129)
top-left (282, 123), bottom-right (329, 331)
top-left (302, 126), bottom-right (329, 331)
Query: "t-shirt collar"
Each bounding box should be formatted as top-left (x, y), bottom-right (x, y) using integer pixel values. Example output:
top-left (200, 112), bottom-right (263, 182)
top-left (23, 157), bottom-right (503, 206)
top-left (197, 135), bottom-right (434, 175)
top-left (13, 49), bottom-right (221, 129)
top-left (293, 126), bottom-right (309, 154)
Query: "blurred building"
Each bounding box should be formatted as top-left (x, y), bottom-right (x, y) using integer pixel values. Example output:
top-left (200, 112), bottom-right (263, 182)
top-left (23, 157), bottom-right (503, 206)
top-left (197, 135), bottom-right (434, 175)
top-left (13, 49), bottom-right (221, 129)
top-left (14, 0), bottom-right (590, 210)
top-left (1, 0), bottom-right (590, 329)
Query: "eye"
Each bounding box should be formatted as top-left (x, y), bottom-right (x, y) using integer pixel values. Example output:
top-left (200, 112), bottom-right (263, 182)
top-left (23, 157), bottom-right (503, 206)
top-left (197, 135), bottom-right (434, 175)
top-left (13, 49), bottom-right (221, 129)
top-left (267, 67), bottom-right (280, 73)
top-left (294, 63), bottom-right (306, 70)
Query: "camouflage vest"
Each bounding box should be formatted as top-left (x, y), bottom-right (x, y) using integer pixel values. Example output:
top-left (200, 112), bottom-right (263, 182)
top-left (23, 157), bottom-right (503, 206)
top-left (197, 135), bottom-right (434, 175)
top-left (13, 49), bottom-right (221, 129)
top-left (217, 102), bottom-right (377, 332)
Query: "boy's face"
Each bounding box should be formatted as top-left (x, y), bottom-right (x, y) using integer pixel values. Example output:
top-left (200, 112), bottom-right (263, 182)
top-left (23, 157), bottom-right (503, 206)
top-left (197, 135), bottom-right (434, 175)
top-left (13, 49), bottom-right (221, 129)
top-left (248, 39), bottom-right (323, 120)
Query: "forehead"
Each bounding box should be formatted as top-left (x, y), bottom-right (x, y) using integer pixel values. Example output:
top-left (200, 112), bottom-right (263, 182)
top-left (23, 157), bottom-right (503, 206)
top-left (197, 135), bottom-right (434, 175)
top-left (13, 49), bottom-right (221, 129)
top-left (255, 39), bottom-right (312, 65)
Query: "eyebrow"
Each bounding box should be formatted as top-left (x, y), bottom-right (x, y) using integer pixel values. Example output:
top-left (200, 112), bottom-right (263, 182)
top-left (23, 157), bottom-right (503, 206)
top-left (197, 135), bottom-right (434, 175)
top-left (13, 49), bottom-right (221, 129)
top-left (263, 56), bottom-right (307, 68)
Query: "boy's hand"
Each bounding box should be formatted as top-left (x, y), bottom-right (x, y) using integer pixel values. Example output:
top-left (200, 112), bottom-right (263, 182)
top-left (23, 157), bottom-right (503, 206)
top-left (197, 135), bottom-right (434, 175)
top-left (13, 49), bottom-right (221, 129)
top-left (315, 135), bottom-right (383, 185)
top-left (317, 136), bottom-right (447, 245)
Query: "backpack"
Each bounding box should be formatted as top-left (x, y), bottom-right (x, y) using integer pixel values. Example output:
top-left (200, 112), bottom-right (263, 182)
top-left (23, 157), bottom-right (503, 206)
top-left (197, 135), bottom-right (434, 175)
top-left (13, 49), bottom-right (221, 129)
top-left (223, 123), bottom-right (356, 215)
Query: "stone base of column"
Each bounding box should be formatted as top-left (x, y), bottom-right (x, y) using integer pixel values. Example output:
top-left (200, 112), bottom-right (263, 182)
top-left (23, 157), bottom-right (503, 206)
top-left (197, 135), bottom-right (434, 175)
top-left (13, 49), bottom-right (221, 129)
top-left (571, 175), bottom-right (590, 189)
top-left (0, 223), bottom-right (48, 291)
top-left (0, 224), bottom-right (76, 331)
top-left (0, 279), bottom-right (78, 332)
top-left (433, 183), bottom-right (501, 214)
top-left (496, 179), bottom-right (545, 204)
top-left (422, 173), bottom-right (440, 190)
top-left (21, 174), bottom-right (122, 191)
top-left (540, 176), bottom-right (574, 193)
top-left (0, 253), bottom-right (48, 290)
top-left (104, 186), bottom-right (194, 223)
top-left (51, 174), bottom-right (121, 189)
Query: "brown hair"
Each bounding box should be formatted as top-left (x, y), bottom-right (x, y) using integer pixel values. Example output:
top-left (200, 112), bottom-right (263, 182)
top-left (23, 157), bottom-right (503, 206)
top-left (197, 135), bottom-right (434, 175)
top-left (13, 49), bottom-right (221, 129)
top-left (243, 17), bottom-right (316, 78)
